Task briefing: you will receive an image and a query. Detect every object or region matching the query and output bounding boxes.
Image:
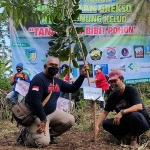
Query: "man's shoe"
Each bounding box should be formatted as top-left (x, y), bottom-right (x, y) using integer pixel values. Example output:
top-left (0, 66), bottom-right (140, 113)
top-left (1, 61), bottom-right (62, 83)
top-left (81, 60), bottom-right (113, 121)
top-left (130, 140), bottom-right (139, 149)
top-left (129, 136), bottom-right (139, 149)
top-left (17, 127), bottom-right (25, 145)
top-left (120, 134), bottom-right (131, 148)
top-left (50, 136), bottom-right (58, 145)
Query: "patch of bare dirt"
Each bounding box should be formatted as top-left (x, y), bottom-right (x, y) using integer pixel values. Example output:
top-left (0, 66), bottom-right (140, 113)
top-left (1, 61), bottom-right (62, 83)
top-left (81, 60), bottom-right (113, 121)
top-left (0, 114), bottom-right (150, 150)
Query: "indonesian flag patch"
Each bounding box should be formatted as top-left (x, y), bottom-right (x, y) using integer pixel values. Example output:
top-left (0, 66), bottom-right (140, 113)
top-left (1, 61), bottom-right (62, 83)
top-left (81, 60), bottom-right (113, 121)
top-left (32, 86), bottom-right (39, 91)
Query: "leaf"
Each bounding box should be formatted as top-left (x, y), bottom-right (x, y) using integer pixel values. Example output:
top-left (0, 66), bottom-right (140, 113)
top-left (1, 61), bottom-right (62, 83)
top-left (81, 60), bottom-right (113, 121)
top-left (59, 54), bottom-right (69, 62)
top-left (48, 41), bottom-right (55, 46)
top-left (73, 6), bottom-right (79, 10)
top-left (59, 68), bottom-right (68, 79)
top-left (33, 13), bottom-right (38, 24)
top-left (53, 33), bottom-right (59, 37)
top-left (74, 43), bottom-right (80, 53)
top-left (82, 42), bottom-right (88, 58)
top-left (71, 13), bottom-right (79, 20)
top-left (75, 0), bottom-right (80, 3)
top-left (76, 27), bottom-right (84, 33)
top-left (87, 62), bottom-right (92, 74)
top-left (74, 9), bottom-right (82, 15)
top-left (40, 0), bottom-right (44, 4)
top-left (72, 59), bottom-right (79, 68)
top-left (79, 37), bottom-right (84, 42)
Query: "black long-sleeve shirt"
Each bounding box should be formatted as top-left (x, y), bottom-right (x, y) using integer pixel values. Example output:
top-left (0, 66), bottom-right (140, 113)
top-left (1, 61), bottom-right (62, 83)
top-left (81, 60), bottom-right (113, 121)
top-left (25, 72), bottom-right (85, 121)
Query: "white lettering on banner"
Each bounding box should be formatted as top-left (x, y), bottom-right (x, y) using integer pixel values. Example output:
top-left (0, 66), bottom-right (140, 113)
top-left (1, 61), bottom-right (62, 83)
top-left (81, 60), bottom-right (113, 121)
top-left (140, 63), bottom-right (150, 72)
top-left (83, 86), bottom-right (102, 101)
top-left (56, 97), bottom-right (74, 113)
top-left (15, 79), bottom-right (30, 96)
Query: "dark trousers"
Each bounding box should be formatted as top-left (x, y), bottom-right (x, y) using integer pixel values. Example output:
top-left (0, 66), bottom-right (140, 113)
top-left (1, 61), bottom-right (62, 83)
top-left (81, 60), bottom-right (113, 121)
top-left (103, 112), bottom-right (150, 140)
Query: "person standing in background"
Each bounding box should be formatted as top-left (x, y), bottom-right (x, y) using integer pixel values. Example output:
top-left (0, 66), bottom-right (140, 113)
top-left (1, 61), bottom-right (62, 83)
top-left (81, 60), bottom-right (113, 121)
top-left (90, 65), bottom-right (109, 109)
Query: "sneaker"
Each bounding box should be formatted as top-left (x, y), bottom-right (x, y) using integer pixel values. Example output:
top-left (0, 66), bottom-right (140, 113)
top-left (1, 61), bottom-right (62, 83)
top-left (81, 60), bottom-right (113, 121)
top-left (120, 135), bottom-right (131, 148)
top-left (49, 136), bottom-right (58, 145)
top-left (130, 140), bottom-right (139, 149)
top-left (128, 135), bottom-right (139, 149)
top-left (17, 127), bottom-right (25, 145)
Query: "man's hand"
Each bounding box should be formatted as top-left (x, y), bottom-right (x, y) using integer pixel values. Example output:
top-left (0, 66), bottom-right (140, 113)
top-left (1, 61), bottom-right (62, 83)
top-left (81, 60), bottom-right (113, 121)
top-left (81, 64), bottom-right (90, 77)
top-left (113, 112), bottom-right (123, 125)
top-left (37, 121), bottom-right (46, 135)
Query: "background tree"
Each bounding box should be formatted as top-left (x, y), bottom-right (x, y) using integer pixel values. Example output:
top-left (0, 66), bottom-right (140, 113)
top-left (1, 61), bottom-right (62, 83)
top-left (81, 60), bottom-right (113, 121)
top-left (0, 21), bottom-right (12, 90)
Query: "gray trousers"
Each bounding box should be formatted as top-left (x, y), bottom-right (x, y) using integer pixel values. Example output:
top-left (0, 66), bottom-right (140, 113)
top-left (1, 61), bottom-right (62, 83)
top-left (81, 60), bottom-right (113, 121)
top-left (23, 110), bottom-right (75, 148)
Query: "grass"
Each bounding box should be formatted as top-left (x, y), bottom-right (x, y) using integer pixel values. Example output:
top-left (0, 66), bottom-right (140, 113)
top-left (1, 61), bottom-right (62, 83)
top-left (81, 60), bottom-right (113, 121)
top-left (1, 82), bottom-right (150, 149)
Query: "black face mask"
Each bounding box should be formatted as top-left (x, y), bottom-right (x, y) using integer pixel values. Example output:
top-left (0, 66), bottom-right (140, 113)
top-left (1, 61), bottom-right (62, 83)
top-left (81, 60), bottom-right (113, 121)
top-left (17, 69), bottom-right (22, 73)
top-left (48, 66), bottom-right (59, 76)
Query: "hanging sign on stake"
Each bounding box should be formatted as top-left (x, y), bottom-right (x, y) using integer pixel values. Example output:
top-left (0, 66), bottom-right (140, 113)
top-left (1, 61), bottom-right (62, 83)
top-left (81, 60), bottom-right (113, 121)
top-left (83, 86), bottom-right (102, 100)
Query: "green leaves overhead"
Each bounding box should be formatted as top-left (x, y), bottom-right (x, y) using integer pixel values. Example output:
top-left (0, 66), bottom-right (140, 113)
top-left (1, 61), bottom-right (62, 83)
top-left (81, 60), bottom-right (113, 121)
top-left (0, 0), bottom-right (89, 77)
top-left (73, 42), bottom-right (88, 59)
top-left (0, 0), bottom-right (78, 27)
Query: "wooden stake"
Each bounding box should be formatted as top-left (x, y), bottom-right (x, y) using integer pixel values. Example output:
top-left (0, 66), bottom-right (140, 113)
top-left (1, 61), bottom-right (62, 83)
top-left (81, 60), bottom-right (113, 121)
top-left (93, 96), bottom-right (100, 142)
top-left (93, 101), bottom-right (97, 142)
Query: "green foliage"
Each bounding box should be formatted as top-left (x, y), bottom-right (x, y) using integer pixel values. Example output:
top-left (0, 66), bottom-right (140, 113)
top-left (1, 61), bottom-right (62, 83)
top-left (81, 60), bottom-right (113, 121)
top-left (0, 0), bottom-right (77, 27)
top-left (47, 1), bottom-right (88, 78)
top-left (75, 99), bottom-right (89, 110)
top-left (0, 57), bottom-right (12, 76)
top-left (0, 76), bottom-right (11, 91)
top-left (48, 17), bottom-right (86, 69)
top-left (131, 83), bottom-right (150, 105)
top-left (0, 0), bottom-right (88, 79)
top-left (0, 58), bottom-right (12, 90)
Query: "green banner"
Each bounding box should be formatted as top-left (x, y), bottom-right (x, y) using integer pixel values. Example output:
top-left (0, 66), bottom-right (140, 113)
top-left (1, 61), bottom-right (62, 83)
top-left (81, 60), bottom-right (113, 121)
top-left (12, 43), bottom-right (30, 47)
top-left (125, 78), bottom-right (150, 84)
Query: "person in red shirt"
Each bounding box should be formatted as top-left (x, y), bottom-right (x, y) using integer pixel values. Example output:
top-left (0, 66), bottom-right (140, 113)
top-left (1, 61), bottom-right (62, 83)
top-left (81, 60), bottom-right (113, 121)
top-left (90, 65), bottom-right (109, 108)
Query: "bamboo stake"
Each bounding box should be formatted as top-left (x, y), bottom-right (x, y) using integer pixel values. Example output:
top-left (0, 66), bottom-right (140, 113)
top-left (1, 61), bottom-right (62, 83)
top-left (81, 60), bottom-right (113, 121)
top-left (66, 9), bottom-right (90, 86)
top-left (93, 101), bottom-right (97, 141)
top-left (68, 34), bottom-right (72, 112)
top-left (67, 8), bottom-right (98, 141)
top-left (68, 0), bottom-right (73, 112)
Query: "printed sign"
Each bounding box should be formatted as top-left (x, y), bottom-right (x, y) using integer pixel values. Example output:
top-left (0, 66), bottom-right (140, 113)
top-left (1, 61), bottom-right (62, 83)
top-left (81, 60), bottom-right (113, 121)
top-left (56, 97), bottom-right (74, 113)
top-left (83, 86), bottom-right (102, 101)
top-left (15, 79), bottom-right (30, 96)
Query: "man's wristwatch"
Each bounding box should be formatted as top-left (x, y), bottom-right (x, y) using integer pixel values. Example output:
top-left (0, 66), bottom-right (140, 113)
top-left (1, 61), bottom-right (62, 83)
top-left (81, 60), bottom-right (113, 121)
top-left (120, 109), bottom-right (125, 115)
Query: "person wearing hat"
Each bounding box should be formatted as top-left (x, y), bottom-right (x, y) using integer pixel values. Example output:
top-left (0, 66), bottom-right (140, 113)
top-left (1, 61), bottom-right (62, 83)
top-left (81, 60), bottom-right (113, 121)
top-left (6, 63), bottom-right (30, 104)
top-left (95, 70), bottom-right (150, 149)
top-left (90, 65), bottom-right (109, 108)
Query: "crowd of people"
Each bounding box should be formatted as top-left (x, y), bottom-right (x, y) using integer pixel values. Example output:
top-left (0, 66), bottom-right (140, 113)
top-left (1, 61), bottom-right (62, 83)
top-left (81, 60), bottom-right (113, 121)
top-left (6, 57), bottom-right (150, 149)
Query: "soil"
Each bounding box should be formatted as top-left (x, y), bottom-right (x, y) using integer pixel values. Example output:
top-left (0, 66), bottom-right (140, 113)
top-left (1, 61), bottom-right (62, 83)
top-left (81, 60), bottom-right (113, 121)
top-left (0, 127), bottom-right (125, 150)
top-left (0, 108), bottom-right (150, 150)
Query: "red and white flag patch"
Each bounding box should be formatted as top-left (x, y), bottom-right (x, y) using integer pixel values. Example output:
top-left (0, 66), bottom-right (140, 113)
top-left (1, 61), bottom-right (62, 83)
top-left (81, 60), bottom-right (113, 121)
top-left (32, 86), bottom-right (39, 91)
